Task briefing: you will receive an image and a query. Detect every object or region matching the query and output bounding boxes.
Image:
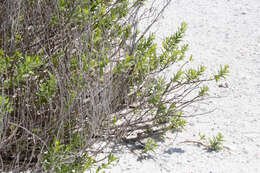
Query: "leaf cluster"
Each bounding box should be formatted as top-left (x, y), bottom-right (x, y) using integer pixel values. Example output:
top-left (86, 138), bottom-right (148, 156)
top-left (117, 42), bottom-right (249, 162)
top-left (199, 132), bottom-right (225, 151)
top-left (0, 0), bottom-right (229, 172)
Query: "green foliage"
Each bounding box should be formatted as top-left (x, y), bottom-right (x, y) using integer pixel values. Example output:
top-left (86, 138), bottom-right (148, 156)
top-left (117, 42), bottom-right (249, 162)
top-left (0, 95), bottom-right (13, 115)
top-left (172, 70), bottom-right (184, 82)
top-left (169, 113), bottom-right (187, 131)
top-left (208, 133), bottom-right (224, 151)
top-left (199, 132), bottom-right (224, 151)
top-left (42, 137), bottom-right (95, 173)
top-left (0, 95), bottom-right (13, 136)
top-left (0, 0), bottom-right (229, 171)
top-left (37, 72), bottom-right (57, 104)
top-left (199, 132), bottom-right (206, 141)
top-left (185, 65), bottom-right (206, 82)
top-left (199, 85), bottom-right (209, 96)
top-left (214, 65), bottom-right (230, 82)
top-left (96, 154), bottom-right (118, 173)
top-left (142, 138), bottom-right (158, 154)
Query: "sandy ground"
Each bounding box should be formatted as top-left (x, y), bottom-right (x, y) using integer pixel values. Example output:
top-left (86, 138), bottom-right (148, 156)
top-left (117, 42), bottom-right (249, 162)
top-left (107, 0), bottom-right (260, 172)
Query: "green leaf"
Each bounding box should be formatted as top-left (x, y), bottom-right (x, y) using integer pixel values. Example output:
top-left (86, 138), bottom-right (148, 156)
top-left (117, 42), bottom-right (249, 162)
top-left (172, 71), bottom-right (183, 82)
top-left (198, 85), bottom-right (209, 96)
top-left (214, 65), bottom-right (230, 82)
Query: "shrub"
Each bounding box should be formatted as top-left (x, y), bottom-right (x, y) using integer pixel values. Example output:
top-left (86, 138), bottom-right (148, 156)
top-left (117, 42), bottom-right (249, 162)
top-left (0, 0), bottom-right (229, 172)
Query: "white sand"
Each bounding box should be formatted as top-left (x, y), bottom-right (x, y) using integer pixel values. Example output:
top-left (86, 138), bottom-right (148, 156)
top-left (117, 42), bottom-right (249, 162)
top-left (107, 0), bottom-right (260, 172)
